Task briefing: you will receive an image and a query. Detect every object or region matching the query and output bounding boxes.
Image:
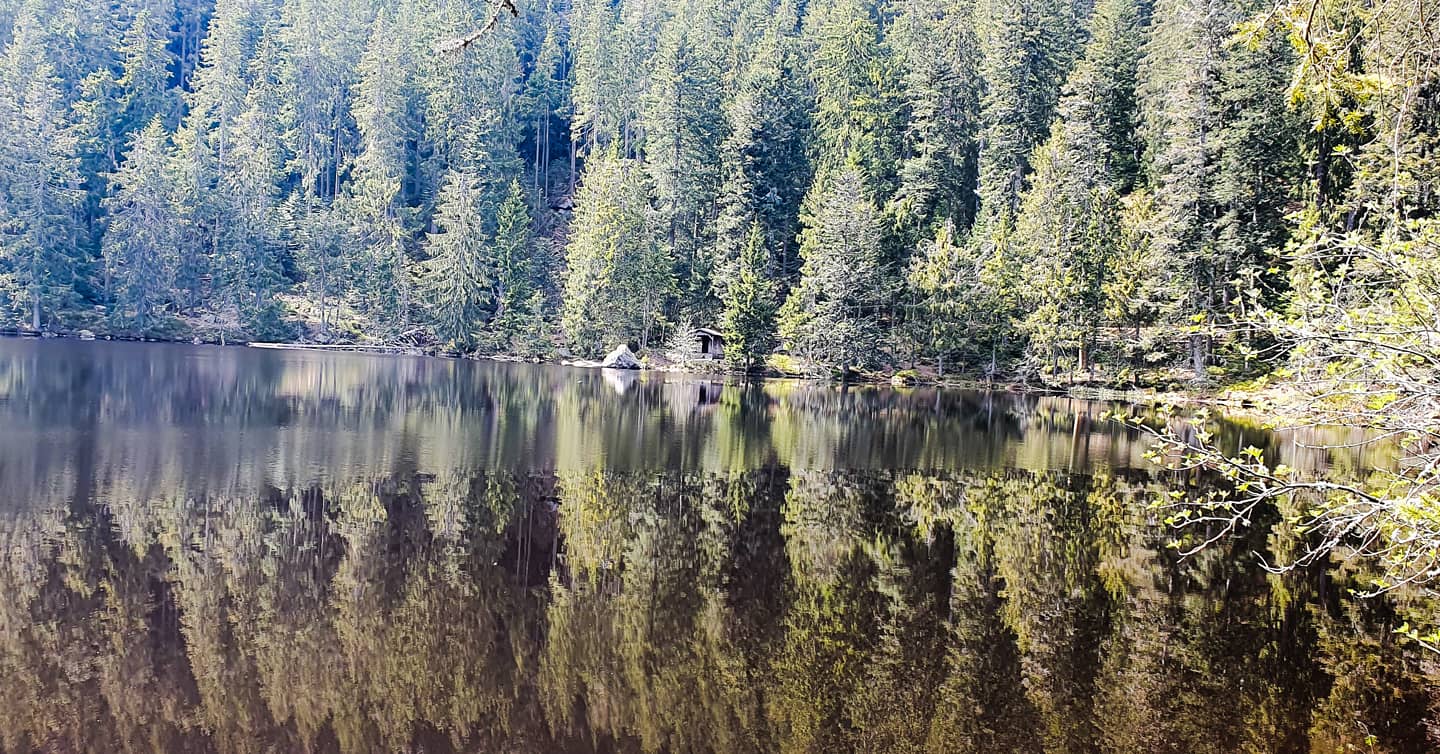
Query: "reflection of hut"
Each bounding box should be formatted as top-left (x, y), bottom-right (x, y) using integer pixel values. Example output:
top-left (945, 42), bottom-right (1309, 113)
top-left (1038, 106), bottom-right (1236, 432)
top-left (692, 328), bottom-right (725, 360)
top-left (661, 380), bottom-right (727, 418)
top-left (696, 381), bottom-right (724, 406)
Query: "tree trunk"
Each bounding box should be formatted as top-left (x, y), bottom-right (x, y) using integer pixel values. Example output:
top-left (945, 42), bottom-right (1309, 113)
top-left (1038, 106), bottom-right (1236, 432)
top-left (1190, 333), bottom-right (1205, 379)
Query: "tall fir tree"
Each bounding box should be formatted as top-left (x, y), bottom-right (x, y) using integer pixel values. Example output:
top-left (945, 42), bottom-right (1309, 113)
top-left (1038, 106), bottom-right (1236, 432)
top-left (487, 179), bottom-right (540, 352)
top-left (778, 166), bottom-right (888, 375)
top-left (102, 118), bottom-right (181, 331)
top-left (561, 149), bottom-right (673, 354)
top-left (216, 38), bottom-right (290, 339)
top-left (641, 14), bottom-right (726, 315)
top-left (422, 171), bottom-right (494, 351)
top-left (1008, 0), bottom-right (1147, 374)
top-left (1139, 0), bottom-right (1232, 377)
top-left (972, 0), bottom-right (1082, 222)
top-left (720, 222), bottom-right (777, 369)
top-left (0, 13), bottom-right (83, 330)
top-left (346, 8), bottom-right (417, 333)
top-left (710, 5), bottom-right (810, 297)
top-left (887, 0), bottom-right (982, 236)
top-left (806, 0), bottom-right (902, 196)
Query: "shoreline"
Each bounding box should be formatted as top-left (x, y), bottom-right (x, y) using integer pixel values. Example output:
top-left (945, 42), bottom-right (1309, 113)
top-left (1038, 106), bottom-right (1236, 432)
top-left (0, 330), bottom-right (1272, 410)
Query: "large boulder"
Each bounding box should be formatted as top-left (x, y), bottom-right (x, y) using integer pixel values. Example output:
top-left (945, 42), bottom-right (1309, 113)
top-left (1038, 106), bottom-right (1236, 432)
top-left (601, 344), bottom-right (641, 370)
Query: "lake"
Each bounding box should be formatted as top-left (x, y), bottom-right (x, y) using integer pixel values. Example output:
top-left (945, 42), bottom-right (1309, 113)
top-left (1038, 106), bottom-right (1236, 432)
top-left (0, 339), bottom-right (1432, 753)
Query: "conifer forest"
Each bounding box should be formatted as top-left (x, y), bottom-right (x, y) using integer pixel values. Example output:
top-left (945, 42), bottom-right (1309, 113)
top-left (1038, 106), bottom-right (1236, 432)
top-left (0, 0), bottom-right (1434, 384)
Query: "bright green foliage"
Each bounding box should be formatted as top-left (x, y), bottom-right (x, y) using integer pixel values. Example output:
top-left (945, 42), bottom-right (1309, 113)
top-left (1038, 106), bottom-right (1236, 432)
top-left (807, 0), bottom-right (901, 193)
top-left (907, 220), bottom-right (1008, 376)
top-left (422, 171), bottom-right (494, 351)
top-left (1102, 191), bottom-right (1164, 341)
top-left (720, 222), bottom-right (777, 369)
top-left (561, 150), bottom-right (672, 355)
top-left (779, 167), bottom-right (887, 374)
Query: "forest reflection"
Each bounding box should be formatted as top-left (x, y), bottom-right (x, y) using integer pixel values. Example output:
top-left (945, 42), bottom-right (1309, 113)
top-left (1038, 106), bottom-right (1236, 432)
top-left (0, 340), bottom-right (1386, 509)
top-left (0, 467), bottom-right (1434, 754)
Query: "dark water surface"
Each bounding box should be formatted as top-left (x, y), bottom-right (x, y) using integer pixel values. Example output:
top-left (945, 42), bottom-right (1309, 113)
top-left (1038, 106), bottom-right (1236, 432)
top-left (0, 339), bottom-right (1433, 753)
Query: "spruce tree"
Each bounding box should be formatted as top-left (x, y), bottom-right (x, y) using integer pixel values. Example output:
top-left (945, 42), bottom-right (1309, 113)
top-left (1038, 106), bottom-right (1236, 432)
top-left (421, 171), bottom-right (494, 351)
top-left (711, 7), bottom-right (810, 298)
top-left (217, 60), bottom-right (290, 339)
top-left (1008, 0), bottom-right (1146, 376)
top-left (487, 179), bottom-right (539, 352)
top-left (907, 220), bottom-right (1003, 377)
top-left (102, 118), bottom-right (180, 331)
top-left (0, 16), bottom-right (83, 330)
top-left (888, 0), bottom-right (982, 235)
top-left (972, 0), bottom-right (1082, 221)
top-left (807, 0), bottom-right (902, 194)
top-left (347, 9), bottom-right (417, 333)
top-left (561, 150), bottom-right (672, 354)
top-left (720, 222), bottom-right (777, 370)
top-left (778, 166), bottom-right (887, 375)
top-left (641, 17), bottom-right (725, 314)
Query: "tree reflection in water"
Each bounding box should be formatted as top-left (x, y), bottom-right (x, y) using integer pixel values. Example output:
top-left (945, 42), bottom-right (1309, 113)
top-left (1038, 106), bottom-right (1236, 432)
top-left (0, 341), bottom-right (1431, 752)
top-left (0, 468), bottom-right (1433, 754)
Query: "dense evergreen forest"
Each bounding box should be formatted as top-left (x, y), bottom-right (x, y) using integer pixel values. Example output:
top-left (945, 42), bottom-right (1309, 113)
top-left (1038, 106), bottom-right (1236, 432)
top-left (0, 0), bottom-right (1431, 383)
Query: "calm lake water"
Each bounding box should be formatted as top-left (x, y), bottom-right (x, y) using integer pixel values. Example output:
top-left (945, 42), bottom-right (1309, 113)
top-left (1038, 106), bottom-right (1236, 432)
top-left (0, 339), bottom-right (1433, 753)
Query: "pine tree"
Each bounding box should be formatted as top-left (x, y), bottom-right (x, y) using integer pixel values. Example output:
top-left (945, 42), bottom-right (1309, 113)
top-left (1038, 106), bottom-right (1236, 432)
top-left (641, 16), bottom-right (726, 314)
top-left (487, 179), bottom-right (539, 352)
top-left (1139, 0), bottom-right (1296, 378)
top-left (888, 0), bottom-right (982, 235)
top-left (972, 0), bottom-right (1082, 221)
top-left (417, 0), bottom-right (525, 214)
top-left (1102, 191), bottom-right (1162, 346)
top-left (102, 118), bottom-right (180, 331)
top-left (421, 171), bottom-right (494, 351)
top-left (217, 45), bottom-right (290, 340)
top-left (1082, 0), bottom-right (1150, 193)
top-left (520, 18), bottom-right (566, 200)
top-left (277, 0), bottom-right (368, 201)
top-left (710, 7), bottom-right (810, 297)
top-left (289, 199), bottom-right (348, 338)
top-left (906, 220), bottom-right (1004, 377)
top-left (0, 15), bottom-right (83, 330)
top-left (1012, 134), bottom-right (1120, 376)
top-left (807, 0), bottom-right (902, 194)
top-left (720, 222), bottom-right (777, 369)
top-left (347, 8), bottom-right (417, 333)
top-left (114, 0), bottom-right (180, 137)
top-left (561, 150), bottom-right (673, 354)
top-left (778, 166), bottom-right (887, 376)
top-left (1007, 0), bottom-right (1146, 376)
top-left (171, 0), bottom-right (276, 323)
